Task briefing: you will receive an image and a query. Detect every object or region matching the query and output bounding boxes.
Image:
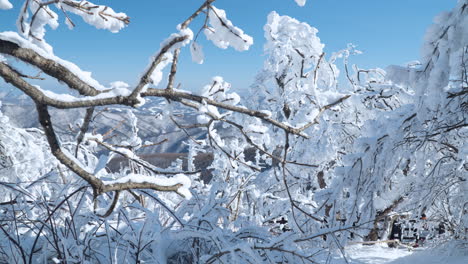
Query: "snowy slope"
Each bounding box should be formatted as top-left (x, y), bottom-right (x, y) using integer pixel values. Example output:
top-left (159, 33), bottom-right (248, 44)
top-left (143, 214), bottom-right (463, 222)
top-left (330, 244), bottom-right (468, 264)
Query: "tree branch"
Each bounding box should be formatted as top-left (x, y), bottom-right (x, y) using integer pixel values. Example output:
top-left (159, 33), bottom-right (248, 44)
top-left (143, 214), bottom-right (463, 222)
top-left (0, 38), bottom-right (101, 96)
top-left (35, 103), bottom-right (189, 197)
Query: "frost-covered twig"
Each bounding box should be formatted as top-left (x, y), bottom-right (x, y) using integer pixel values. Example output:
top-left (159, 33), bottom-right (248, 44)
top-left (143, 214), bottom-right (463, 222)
top-left (298, 94), bottom-right (351, 132)
top-left (75, 107), bottom-right (94, 156)
top-left (130, 33), bottom-right (190, 100)
top-left (144, 89), bottom-right (310, 138)
top-left (207, 122), bottom-right (262, 172)
top-left (221, 118), bottom-right (319, 168)
top-left (167, 0), bottom-right (217, 90)
top-left (96, 190), bottom-right (119, 218)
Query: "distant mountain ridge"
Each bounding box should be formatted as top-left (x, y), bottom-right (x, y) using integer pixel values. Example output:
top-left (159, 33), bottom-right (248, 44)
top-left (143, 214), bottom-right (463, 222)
top-left (0, 96), bottom-right (215, 177)
top-left (0, 96), bottom-right (206, 154)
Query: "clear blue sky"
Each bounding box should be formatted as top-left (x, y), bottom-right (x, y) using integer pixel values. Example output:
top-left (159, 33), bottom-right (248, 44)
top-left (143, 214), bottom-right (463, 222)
top-left (0, 0), bottom-right (458, 95)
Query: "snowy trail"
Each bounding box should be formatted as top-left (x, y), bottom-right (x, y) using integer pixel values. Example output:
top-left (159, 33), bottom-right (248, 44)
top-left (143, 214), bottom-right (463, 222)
top-left (331, 245), bottom-right (468, 264)
top-left (338, 245), bottom-right (412, 264)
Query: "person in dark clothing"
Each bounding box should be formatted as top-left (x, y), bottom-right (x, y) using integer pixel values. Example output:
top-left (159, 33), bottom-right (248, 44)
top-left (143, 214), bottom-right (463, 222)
top-left (438, 222), bottom-right (445, 235)
top-left (390, 221), bottom-right (402, 240)
top-left (389, 220), bottom-right (403, 247)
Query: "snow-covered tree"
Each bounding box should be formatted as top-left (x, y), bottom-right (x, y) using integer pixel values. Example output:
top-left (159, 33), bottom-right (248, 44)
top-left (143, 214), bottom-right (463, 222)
top-left (332, 0), bottom-right (467, 243)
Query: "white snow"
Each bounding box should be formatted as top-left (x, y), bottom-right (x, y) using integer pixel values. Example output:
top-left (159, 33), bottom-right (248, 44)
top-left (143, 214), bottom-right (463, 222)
top-left (94, 154), bottom-right (111, 175)
top-left (0, 0), bottom-right (13, 9)
top-left (0, 0), bottom-right (12, 10)
top-left (265, 11), bottom-right (324, 58)
top-left (294, 0), bottom-right (307, 6)
top-left (65, 17), bottom-right (75, 30)
top-left (158, 26), bottom-right (193, 53)
top-left (109, 81), bottom-right (130, 90)
top-left (331, 244), bottom-right (468, 264)
top-left (150, 53), bottom-right (173, 86)
top-left (103, 173), bottom-right (192, 199)
top-left (36, 85), bottom-right (132, 104)
top-left (204, 6), bottom-right (253, 51)
top-left (190, 42), bottom-right (204, 64)
top-left (29, 1), bottom-right (59, 40)
top-left (246, 124), bottom-right (269, 134)
top-left (61, 1), bottom-right (128, 33)
top-left (335, 245), bottom-right (412, 264)
top-left (82, 133), bottom-right (102, 148)
top-left (200, 76), bottom-right (240, 106)
top-left (0, 31), bottom-right (107, 90)
top-left (145, 27), bottom-right (194, 86)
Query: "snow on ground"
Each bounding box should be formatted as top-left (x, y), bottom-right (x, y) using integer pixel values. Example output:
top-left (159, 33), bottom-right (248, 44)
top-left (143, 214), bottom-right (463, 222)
top-left (331, 245), bottom-right (412, 264)
top-left (329, 244), bottom-right (468, 264)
